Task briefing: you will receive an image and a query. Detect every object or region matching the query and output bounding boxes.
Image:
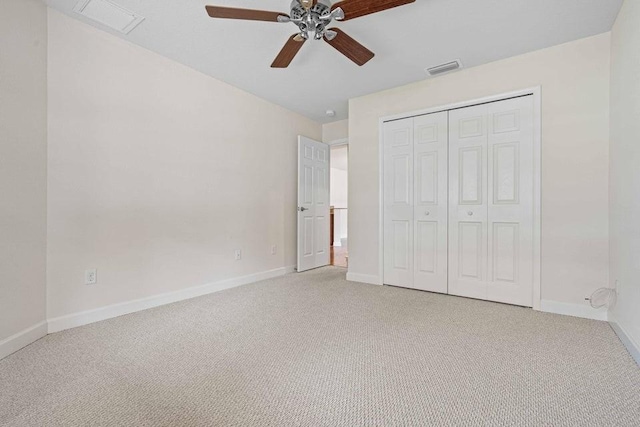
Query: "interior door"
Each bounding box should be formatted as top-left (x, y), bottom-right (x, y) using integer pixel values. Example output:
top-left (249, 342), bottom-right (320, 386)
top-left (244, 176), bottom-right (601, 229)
top-left (297, 136), bottom-right (330, 272)
top-left (413, 112), bottom-right (448, 293)
top-left (383, 118), bottom-right (414, 287)
top-left (448, 96), bottom-right (534, 306)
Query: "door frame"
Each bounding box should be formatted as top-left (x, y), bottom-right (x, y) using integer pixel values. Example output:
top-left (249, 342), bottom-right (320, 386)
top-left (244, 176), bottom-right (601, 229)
top-left (377, 87), bottom-right (542, 310)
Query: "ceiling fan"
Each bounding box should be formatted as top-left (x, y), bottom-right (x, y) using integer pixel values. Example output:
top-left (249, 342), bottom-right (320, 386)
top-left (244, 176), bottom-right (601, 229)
top-left (205, 0), bottom-right (416, 68)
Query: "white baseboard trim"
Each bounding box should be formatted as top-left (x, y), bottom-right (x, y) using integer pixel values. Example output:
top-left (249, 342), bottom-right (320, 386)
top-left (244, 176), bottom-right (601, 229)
top-left (346, 272), bottom-right (382, 286)
top-left (48, 266), bottom-right (292, 333)
top-left (610, 320), bottom-right (640, 367)
top-left (0, 321), bottom-right (48, 360)
top-left (540, 299), bottom-right (608, 321)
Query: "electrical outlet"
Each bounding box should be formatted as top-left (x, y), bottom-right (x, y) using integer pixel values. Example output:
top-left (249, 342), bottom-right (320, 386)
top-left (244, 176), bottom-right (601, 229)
top-left (85, 269), bottom-right (97, 285)
top-left (235, 249), bottom-right (242, 261)
top-left (271, 245), bottom-right (277, 255)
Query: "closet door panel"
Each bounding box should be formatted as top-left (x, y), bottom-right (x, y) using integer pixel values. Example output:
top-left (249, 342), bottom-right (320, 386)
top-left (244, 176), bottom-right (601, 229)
top-left (383, 118), bottom-right (414, 287)
top-left (449, 104), bottom-right (489, 301)
top-left (413, 112), bottom-right (448, 293)
top-left (486, 96), bottom-right (534, 307)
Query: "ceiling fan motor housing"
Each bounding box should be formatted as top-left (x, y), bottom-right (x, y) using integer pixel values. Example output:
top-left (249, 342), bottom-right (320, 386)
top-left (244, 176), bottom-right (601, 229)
top-left (290, 0), bottom-right (334, 40)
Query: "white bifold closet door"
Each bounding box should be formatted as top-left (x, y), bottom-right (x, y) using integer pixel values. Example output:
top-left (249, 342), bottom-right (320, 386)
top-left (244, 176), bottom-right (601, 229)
top-left (448, 96), bottom-right (534, 307)
top-left (383, 111), bottom-right (448, 293)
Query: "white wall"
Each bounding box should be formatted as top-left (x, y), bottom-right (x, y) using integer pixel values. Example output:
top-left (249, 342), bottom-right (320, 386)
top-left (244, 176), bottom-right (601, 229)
top-left (330, 169), bottom-right (349, 208)
top-left (348, 33), bottom-right (611, 308)
top-left (330, 146), bottom-right (349, 209)
top-left (322, 119), bottom-right (348, 143)
top-left (46, 10), bottom-right (321, 320)
top-left (0, 0), bottom-right (48, 347)
top-left (330, 146), bottom-right (348, 245)
top-left (609, 0), bottom-right (640, 357)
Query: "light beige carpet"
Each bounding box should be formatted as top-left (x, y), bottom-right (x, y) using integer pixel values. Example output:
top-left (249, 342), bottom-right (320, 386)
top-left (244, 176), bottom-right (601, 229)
top-left (1, 267), bottom-right (639, 426)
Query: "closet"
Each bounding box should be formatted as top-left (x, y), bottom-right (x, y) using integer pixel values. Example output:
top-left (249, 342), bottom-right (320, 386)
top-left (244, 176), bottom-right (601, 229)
top-left (383, 95), bottom-right (535, 307)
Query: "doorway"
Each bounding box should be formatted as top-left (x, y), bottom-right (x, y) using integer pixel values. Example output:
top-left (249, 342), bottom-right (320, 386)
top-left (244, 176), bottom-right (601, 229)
top-left (330, 144), bottom-right (348, 267)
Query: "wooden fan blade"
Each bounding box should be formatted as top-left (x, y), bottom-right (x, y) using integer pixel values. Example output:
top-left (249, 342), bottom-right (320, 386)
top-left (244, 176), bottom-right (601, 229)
top-left (324, 28), bottom-right (374, 66)
top-left (271, 34), bottom-right (306, 68)
top-left (331, 0), bottom-right (415, 21)
top-left (205, 6), bottom-right (289, 22)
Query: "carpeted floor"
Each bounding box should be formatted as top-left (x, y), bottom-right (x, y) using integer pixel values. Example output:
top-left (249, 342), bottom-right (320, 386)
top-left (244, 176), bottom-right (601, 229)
top-left (1, 267), bottom-right (639, 426)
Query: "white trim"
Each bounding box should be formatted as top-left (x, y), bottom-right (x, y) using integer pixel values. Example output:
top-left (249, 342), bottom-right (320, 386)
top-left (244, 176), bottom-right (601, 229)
top-left (48, 267), bottom-right (291, 333)
top-left (377, 87), bottom-right (542, 309)
top-left (378, 118), bottom-right (385, 289)
top-left (610, 320), bottom-right (640, 367)
top-left (379, 88), bottom-right (540, 123)
top-left (540, 300), bottom-right (608, 321)
top-left (326, 138), bottom-right (348, 147)
top-left (531, 90), bottom-right (542, 310)
top-left (346, 272), bottom-right (382, 286)
top-left (0, 321), bottom-right (48, 360)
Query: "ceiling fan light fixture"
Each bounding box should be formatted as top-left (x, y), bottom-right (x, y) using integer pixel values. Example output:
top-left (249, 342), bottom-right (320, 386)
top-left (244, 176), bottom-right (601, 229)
top-left (324, 30), bottom-right (337, 41)
top-left (332, 7), bottom-right (345, 21)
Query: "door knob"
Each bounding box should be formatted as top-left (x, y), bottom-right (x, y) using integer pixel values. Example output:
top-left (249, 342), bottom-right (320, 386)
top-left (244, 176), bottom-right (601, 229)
top-left (425, 211), bottom-right (430, 216)
top-left (467, 211), bottom-right (473, 216)
top-left (299, 207), bottom-right (308, 212)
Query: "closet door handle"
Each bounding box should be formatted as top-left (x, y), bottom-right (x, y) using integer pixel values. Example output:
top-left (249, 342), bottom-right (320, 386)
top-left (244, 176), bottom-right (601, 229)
top-left (425, 211), bottom-right (430, 216)
top-left (467, 211), bottom-right (473, 216)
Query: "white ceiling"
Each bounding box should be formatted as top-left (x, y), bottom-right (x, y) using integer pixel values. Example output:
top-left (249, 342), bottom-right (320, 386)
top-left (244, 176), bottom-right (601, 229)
top-left (46, 0), bottom-right (623, 123)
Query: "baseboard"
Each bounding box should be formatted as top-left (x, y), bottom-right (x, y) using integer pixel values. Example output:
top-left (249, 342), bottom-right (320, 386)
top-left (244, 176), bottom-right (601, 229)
top-left (48, 266), bottom-right (292, 333)
top-left (0, 321), bottom-right (48, 360)
top-left (609, 319), bottom-right (640, 367)
top-left (540, 299), bottom-right (608, 321)
top-left (346, 272), bottom-right (382, 286)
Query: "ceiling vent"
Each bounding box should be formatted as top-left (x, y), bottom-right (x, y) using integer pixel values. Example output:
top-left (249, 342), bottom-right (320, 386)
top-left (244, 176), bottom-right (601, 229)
top-left (73, 0), bottom-right (145, 34)
top-left (425, 60), bottom-right (463, 77)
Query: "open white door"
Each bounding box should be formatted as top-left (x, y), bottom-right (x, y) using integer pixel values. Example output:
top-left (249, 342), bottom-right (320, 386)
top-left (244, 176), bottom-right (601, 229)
top-left (297, 136), bottom-right (330, 272)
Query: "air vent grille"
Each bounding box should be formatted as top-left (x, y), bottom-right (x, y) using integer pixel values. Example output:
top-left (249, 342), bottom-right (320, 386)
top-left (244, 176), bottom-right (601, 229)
top-left (425, 60), bottom-right (463, 77)
top-left (73, 0), bottom-right (144, 34)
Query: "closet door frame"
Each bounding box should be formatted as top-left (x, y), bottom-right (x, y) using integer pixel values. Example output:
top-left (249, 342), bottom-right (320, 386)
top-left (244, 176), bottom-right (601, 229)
top-left (377, 87), bottom-right (542, 311)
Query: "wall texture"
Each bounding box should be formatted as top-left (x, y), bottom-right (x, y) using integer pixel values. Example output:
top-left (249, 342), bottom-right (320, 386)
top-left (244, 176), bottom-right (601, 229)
top-left (348, 33), bottom-right (611, 309)
top-left (330, 146), bottom-right (348, 209)
top-left (609, 0), bottom-right (640, 356)
top-left (47, 10), bottom-right (321, 320)
top-left (322, 119), bottom-right (348, 143)
top-left (0, 0), bottom-right (48, 345)
top-left (330, 146), bottom-right (349, 244)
